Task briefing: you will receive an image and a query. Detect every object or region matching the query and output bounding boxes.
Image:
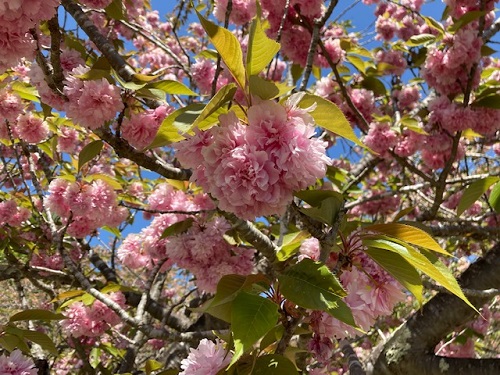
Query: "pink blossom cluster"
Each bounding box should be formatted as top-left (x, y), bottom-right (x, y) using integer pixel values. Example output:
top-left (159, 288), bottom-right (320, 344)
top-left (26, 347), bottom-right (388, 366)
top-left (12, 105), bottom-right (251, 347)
top-left (422, 29), bottom-right (482, 95)
top-left (259, 0), bottom-right (346, 67)
top-left (63, 66), bottom-right (124, 130)
top-left (419, 131), bottom-right (465, 170)
top-left (30, 246), bottom-right (83, 275)
top-left (214, 0), bottom-right (257, 25)
top-left (0, 199), bottom-right (30, 227)
top-left (350, 190), bottom-right (401, 217)
top-left (375, 49), bottom-right (407, 76)
top-left (175, 97), bottom-right (331, 219)
top-left (444, 0), bottom-right (498, 19)
top-left (0, 0), bottom-right (59, 72)
top-left (179, 339), bottom-right (232, 375)
top-left (393, 85), bottom-right (420, 110)
top-left (364, 122), bottom-right (398, 157)
top-left (373, 1), bottom-right (430, 42)
top-left (167, 216), bottom-right (255, 292)
top-left (61, 292), bottom-right (126, 338)
top-left (306, 236), bottom-right (404, 361)
top-left (0, 349), bottom-right (36, 375)
top-left (191, 58), bottom-right (238, 95)
top-left (121, 105), bottom-right (171, 149)
top-left (118, 183), bottom-right (253, 292)
top-left (45, 178), bottom-right (127, 238)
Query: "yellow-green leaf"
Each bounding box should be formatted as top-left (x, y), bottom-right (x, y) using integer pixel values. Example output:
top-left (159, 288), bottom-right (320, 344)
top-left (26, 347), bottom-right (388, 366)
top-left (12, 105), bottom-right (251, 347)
top-left (196, 10), bottom-right (246, 90)
top-left (246, 16), bottom-right (280, 76)
top-left (10, 309), bottom-right (66, 322)
top-left (364, 223), bottom-right (450, 256)
top-left (365, 247), bottom-right (423, 304)
top-left (489, 182), bottom-right (500, 213)
top-left (191, 83), bottom-right (237, 129)
top-left (457, 177), bottom-right (499, 216)
top-left (297, 93), bottom-right (372, 152)
top-left (365, 238), bottom-right (477, 312)
top-left (145, 80), bottom-right (198, 96)
top-left (11, 81), bottom-right (39, 102)
top-left (406, 33), bottom-right (436, 47)
top-left (78, 140), bottom-right (103, 172)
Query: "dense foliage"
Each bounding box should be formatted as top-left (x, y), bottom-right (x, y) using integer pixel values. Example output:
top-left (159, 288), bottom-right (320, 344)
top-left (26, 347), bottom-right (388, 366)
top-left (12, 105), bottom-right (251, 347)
top-left (0, 0), bottom-right (499, 374)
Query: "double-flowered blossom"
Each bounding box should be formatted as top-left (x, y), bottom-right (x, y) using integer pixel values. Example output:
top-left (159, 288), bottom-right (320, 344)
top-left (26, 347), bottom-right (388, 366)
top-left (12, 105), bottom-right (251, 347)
top-left (64, 66), bottom-right (124, 130)
top-left (179, 339), bottom-right (232, 375)
top-left (175, 97), bottom-right (331, 219)
top-left (61, 292), bottom-right (126, 338)
top-left (121, 105), bottom-right (170, 149)
top-left (0, 0), bottom-right (59, 72)
top-left (45, 178), bottom-right (127, 238)
top-left (117, 183), bottom-right (253, 292)
top-left (0, 350), bottom-right (37, 375)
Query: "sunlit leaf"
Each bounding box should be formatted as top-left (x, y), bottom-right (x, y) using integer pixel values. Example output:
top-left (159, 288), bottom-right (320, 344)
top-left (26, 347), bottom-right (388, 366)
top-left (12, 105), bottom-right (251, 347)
top-left (457, 177), bottom-right (499, 216)
top-left (145, 80), bottom-right (198, 96)
top-left (365, 247), bottom-right (423, 304)
top-left (297, 93), bottom-right (372, 152)
top-left (247, 16), bottom-right (280, 76)
top-left (277, 231), bottom-right (311, 261)
top-left (230, 292), bottom-right (279, 367)
top-left (279, 259), bottom-right (357, 327)
top-left (196, 11), bottom-right (246, 90)
top-left (406, 33), bottom-right (436, 47)
top-left (11, 81), bottom-right (39, 102)
top-left (488, 182), bottom-right (500, 213)
top-left (364, 238), bottom-right (477, 312)
top-left (364, 223), bottom-right (450, 255)
top-left (191, 83), bottom-right (237, 129)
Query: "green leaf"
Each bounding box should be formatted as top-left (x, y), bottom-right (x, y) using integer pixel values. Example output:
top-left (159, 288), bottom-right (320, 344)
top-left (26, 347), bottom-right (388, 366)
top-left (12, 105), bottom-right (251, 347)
top-left (457, 177), bottom-right (499, 216)
top-left (196, 10), bottom-right (246, 90)
top-left (0, 334), bottom-right (29, 353)
top-left (248, 75), bottom-right (279, 100)
top-left (145, 80), bottom-right (198, 96)
top-left (297, 93), bottom-right (372, 151)
top-left (406, 33), bottom-right (436, 47)
top-left (449, 11), bottom-right (486, 33)
top-left (364, 223), bottom-right (450, 256)
top-left (148, 105), bottom-right (200, 148)
top-left (105, 0), bottom-right (125, 20)
top-left (346, 55), bottom-right (366, 74)
top-left (10, 309), bottom-right (66, 322)
top-left (299, 197), bottom-right (342, 226)
top-left (422, 16), bottom-right (445, 36)
top-left (277, 231), bottom-right (310, 261)
top-left (145, 359), bottom-right (164, 375)
top-left (21, 330), bottom-right (58, 355)
top-left (78, 140), bottom-right (103, 172)
top-left (191, 83), bottom-right (237, 129)
top-left (365, 247), bottom-right (423, 304)
top-left (11, 81), bottom-right (39, 102)
top-left (51, 290), bottom-right (86, 302)
top-left (472, 95), bottom-right (500, 109)
top-left (230, 292), bottom-right (279, 367)
top-left (295, 190), bottom-right (344, 226)
top-left (252, 354), bottom-right (299, 375)
top-left (160, 218), bottom-right (194, 239)
top-left (360, 76), bottom-right (387, 97)
top-left (488, 182), bottom-right (500, 213)
top-left (364, 238), bottom-right (477, 312)
top-left (85, 174), bottom-right (122, 190)
top-left (279, 259), bottom-right (357, 327)
top-left (204, 274), bottom-right (271, 322)
top-left (247, 16), bottom-right (280, 76)
top-left (90, 347), bottom-right (101, 369)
